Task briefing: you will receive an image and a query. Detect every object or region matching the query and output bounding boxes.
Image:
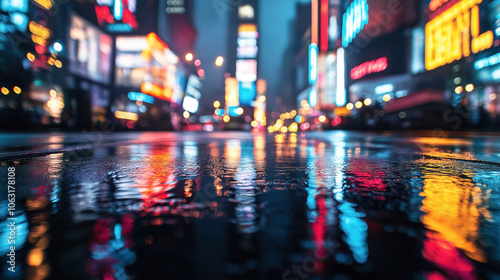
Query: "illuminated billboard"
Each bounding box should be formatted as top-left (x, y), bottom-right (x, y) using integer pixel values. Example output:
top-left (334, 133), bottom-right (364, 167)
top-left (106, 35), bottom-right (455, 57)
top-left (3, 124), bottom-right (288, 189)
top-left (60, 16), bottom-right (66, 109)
top-left (342, 0), bottom-right (369, 47)
top-left (425, 0), bottom-right (493, 71)
top-left (115, 36), bottom-right (148, 87)
top-left (95, 0), bottom-right (138, 32)
top-left (342, 0), bottom-right (418, 47)
top-left (68, 14), bottom-right (112, 84)
top-left (239, 82), bottom-right (256, 106)
top-left (236, 59), bottom-right (257, 83)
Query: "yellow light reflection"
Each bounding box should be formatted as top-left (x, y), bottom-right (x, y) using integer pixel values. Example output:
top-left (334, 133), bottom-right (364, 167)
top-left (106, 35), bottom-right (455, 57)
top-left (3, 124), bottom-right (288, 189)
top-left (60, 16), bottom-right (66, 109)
top-left (419, 159), bottom-right (488, 263)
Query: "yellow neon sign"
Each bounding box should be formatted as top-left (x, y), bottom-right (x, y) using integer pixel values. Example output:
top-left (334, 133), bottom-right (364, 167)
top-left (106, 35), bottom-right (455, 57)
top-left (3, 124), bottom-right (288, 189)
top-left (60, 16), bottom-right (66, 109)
top-left (29, 21), bottom-right (52, 40)
top-left (33, 0), bottom-right (54, 10)
top-left (425, 0), bottom-right (493, 71)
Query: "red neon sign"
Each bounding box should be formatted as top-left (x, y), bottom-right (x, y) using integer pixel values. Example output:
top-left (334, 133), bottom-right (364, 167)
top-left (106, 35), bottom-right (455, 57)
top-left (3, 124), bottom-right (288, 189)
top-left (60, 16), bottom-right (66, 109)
top-left (350, 57), bottom-right (388, 80)
top-left (95, 1), bottom-right (137, 30)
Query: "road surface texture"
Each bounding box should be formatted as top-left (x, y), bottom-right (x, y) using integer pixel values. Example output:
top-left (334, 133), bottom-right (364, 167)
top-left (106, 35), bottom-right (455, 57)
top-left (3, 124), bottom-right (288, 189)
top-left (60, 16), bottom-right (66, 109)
top-left (1, 131), bottom-right (500, 280)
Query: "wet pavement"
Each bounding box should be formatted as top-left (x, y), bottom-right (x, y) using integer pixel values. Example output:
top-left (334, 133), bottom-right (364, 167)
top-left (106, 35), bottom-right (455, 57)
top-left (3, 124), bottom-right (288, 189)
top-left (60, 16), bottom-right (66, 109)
top-left (1, 131), bottom-right (500, 280)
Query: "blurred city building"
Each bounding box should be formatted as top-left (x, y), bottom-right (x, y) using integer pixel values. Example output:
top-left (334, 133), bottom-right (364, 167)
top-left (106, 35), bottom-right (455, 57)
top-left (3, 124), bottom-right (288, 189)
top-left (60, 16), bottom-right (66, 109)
top-left (0, 0), bottom-right (198, 131)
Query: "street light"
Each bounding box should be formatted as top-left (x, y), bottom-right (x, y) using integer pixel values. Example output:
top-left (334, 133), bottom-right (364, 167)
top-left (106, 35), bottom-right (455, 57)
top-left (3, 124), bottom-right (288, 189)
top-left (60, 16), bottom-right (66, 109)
top-left (185, 53), bottom-right (194, 62)
top-left (215, 56), bottom-right (224, 67)
top-left (213, 100), bottom-right (220, 108)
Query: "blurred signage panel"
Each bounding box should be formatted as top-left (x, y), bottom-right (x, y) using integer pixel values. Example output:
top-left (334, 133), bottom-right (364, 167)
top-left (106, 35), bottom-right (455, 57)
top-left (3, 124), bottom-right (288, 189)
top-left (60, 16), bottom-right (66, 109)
top-left (336, 48), bottom-right (346, 106)
top-left (320, 0), bottom-right (328, 51)
top-left (351, 57), bottom-right (387, 80)
top-left (225, 77), bottom-right (239, 107)
top-left (1, 0), bottom-right (28, 12)
top-left (475, 52), bottom-right (500, 70)
top-left (476, 64), bottom-right (500, 83)
top-left (95, 0), bottom-right (138, 32)
top-left (32, 0), bottom-right (53, 10)
top-left (238, 23), bottom-right (258, 38)
top-left (257, 79), bottom-right (267, 95)
top-left (237, 46), bottom-right (258, 58)
top-left (328, 0), bottom-right (341, 44)
top-left (227, 106), bottom-right (241, 117)
top-left (183, 95), bottom-right (199, 113)
top-left (185, 75), bottom-right (202, 100)
top-left (91, 84), bottom-right (110, 107)
top-left (68, 14), bottom-right (112, 84)
top-left (238, 5), bottom-right (254, 19)
top-left (325, 52), bottom-right (337, 106)
top-left (166, 0), bottom-right (186, 14)
top-left (239, 82), bottom-right (256, 106)
top-left (128, 92), bottom-right (154, 104)
top-left (236, 59), bottom-right (257, 82)
top-left (115, 36), bottom-right (148, 87)
top-left (488, 0), bottom-right (500, 39)
top-left (309, 43), bottom-right (318, 85)
top-left (342, 0), bottom-right (369, 47)
top-left (411, 27), bottom-right (425, 74)
top-left (425, 0), bottom-right (493, 71)
top-left (138, 33), bottom-right (183, 103)
top-left (116, 36), bottom-right (148, 51)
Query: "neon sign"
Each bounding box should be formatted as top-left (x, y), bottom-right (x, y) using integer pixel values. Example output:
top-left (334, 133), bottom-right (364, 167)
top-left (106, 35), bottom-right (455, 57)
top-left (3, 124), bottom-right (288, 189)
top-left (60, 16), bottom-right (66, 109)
top-left (475, 52), bottom-right (500, 70)
top-left (425, 0), bottom-right (493, 71)
top-left (350, 57), bottom-right (387, 80)
top-left (309, 43), bottom-right (318, 85)
top-left (342, 0), bottom-right (368, 47)
top-left (95, 0), bottom-right (137, 32)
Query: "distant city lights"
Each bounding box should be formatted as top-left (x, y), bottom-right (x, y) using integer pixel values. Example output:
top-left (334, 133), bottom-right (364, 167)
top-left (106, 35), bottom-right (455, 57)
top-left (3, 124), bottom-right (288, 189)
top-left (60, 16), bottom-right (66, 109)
top-left (185, 53), bottom-right (193, 61)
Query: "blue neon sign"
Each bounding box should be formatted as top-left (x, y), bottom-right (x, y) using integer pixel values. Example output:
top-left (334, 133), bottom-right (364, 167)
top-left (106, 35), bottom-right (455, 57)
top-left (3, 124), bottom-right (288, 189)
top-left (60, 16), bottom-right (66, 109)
top-left (475, 52), bottom-right (500, 70)
top-left (114, 0), bottom-right (123, 21)
top-left (342, 0), bottom-right (369, 47)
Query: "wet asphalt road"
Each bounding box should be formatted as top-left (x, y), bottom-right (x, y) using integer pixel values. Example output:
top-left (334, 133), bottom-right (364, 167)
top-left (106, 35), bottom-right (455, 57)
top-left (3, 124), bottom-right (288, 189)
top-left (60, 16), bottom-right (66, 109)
top-left (1, 131), bottom-right (500, 280)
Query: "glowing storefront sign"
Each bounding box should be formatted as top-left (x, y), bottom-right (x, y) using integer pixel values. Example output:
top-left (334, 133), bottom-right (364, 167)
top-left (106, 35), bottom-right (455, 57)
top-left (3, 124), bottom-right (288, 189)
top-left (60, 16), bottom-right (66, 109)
top-left (350, 57), bottom-right (387, 80)
top-left (342, 0), bottom-right (369, 47)
top-left (309, 43), bottom-right (318, 85)
top-left (425, 0), bottom-right (493, 71)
